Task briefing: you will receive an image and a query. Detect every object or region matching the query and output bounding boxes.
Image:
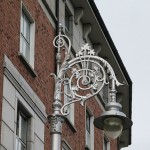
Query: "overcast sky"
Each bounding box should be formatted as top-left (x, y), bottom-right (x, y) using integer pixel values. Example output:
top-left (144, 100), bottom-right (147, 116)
top-left (94, 0), bottom-right (150, 149)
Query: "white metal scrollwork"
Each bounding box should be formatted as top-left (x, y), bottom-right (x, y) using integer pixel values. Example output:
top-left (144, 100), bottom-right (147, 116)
top-left (52, 25), bottom-right (123, 116)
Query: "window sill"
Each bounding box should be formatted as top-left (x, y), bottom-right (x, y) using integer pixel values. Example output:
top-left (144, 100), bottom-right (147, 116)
top-left (18, 52), bottom-right (37, 77)
top-left (65, 117), bottom-right (77, 133)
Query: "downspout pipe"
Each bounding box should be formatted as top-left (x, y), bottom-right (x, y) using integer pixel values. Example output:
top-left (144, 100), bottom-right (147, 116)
top-left (48, 1), bottom-right (64, 150)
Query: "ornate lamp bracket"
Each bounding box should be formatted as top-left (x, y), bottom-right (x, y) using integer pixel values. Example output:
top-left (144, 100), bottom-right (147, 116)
top-left (51, 23), bottom-right (123, 117)
top-left (49, 24), bottom-right (132, 150)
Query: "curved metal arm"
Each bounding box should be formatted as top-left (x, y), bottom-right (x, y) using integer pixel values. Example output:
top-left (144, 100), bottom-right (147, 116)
top-left (49, 24), bottom-right (131, 150)
top-left (53, 34), bottom-right (71, 55)
top-left (52, 35), bottom-right (123, 116)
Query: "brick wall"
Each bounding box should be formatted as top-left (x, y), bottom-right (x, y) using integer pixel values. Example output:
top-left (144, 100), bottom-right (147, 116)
top-left (0, 0), bottom-right (55, 148)
top-left (0, 0), bottom-right (118, 150)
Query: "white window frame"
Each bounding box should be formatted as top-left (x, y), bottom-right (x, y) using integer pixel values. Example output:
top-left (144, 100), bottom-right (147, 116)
top-left (20, 3), bottom-right (35, 68)
top-left (16, 109), bottom-right (28, 150)
top-left (15, 101), bottom-right (34, 150)
top-left (64, 5), bottom-right (73, 41)
top-left (85, 108), bottom-right (94, 150)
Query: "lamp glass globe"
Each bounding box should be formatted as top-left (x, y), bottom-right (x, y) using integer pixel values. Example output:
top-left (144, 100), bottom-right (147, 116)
top-left (104, 117), bottom-right (123, 139)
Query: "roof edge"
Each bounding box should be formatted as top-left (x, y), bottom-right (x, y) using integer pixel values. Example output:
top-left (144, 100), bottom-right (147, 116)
top-left (88, 0), bottom-right (132, 146)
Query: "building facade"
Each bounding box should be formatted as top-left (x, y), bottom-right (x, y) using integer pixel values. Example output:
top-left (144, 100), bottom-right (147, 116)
top-left (0, 0), bottom-right (132, 150)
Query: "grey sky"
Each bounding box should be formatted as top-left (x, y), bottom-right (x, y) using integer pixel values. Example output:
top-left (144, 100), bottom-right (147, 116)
top-left (94, 0), bottom-right (150, 149)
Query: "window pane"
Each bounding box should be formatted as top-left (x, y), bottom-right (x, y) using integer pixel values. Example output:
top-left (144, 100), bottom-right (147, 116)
top-left (16, 113), bottom-right (20, 137)
top-left (21, 36), bottom-right (26, 56)
top-left (64, 81), bottom-right (70, 115)
top-left (65, 7), bottom-right (70, 32)
top-left (16, 138), bottom-right (26, 150)
top-left (21, 13), bottom-right (24, 34)
top-left (86, 111), bottom-right (90, 133)
top-left (18, 142), bottom-right (26, 150)
top-left (24, 15), bottom-right (30, 43)
top-left (25, 42), bottom-right (30, 61)
top-left (21, 36), bottom-right (30, 62)
top-left (103, 84), bottom-right (109, 103)
top-left (16, 110), bottom-right (27, 145)
top-left (22, 13), bottom-right (27, 37)
top-left (20, 11), bottom-right (31, 62)
top-left (64, 79), bottom-right (74, 124)
top-left (65, 13), bottom-right (69, 31)
top-left (104, 138), bottom-right (108, 150)
top-left (19, 113), bottom-right (27, 143)
top-left (22, 14), bottom-right (30, 42)
top-left (16, 137), bottom-right (19, 150)
top-left (62, 147), bottom-right (65, 150)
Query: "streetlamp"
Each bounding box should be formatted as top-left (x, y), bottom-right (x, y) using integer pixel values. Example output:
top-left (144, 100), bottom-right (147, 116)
top-left (48, 23), bottom-right (132, 150)
top-left (94, 79), bottom-right (133, 139)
